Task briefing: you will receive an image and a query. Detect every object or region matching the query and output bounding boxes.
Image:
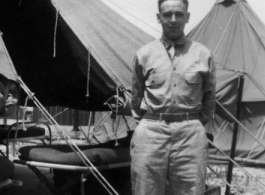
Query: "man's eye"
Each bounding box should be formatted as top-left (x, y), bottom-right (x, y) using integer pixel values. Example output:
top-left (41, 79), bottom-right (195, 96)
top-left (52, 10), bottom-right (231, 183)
top-left (163, 13), bottom-right (172, 18)
top-left (176, 13), bottom-right (184, 17)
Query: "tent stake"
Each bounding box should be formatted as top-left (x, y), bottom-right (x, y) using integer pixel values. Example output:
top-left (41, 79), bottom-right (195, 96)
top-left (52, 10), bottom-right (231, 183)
top-left (225, 75), bottom-right (244, 195)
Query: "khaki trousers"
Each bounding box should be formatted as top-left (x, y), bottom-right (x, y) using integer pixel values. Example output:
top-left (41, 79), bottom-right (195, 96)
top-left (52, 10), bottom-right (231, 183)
top-left (131, 119), bottom-right (208, 195)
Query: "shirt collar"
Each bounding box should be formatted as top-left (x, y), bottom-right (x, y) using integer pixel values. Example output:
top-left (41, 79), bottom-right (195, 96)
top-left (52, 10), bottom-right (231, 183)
top-left (160, 34), bottom-right (187, 48)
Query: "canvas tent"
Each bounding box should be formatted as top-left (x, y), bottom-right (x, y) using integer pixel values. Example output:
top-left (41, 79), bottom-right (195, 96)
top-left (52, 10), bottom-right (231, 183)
top-left (0, 0), bottom-right (155, 111)
top-left (1, 0), bottom-right (265, 194)
top-left (1, 0), bottom-right (265, 160)
top-left (187, 0), bottom-right (265, 161)
top-left (0, 0), bottom-right (240, 113)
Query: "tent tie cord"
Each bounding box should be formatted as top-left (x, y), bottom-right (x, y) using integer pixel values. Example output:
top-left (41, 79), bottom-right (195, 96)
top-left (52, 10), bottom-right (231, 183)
top-left (110, 117), bottom-right (134, 140)
top-left (53, 5), bottom-right (60, 58)
top-left (104, 86), bottom-right (128, 146)
top-left (22, 95), bottom-right (30, 131)
top-left (114, 87), bottom-right (120, 146)
top-left (86, 48), bottom-right (91, 99)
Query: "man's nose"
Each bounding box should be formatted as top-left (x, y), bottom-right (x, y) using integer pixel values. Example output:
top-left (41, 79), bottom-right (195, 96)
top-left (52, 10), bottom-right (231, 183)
top-left (170, 14), bottom-right (177, 23)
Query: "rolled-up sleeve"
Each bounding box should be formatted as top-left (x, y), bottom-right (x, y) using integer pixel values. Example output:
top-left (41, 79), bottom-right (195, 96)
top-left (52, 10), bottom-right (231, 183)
top-left (199, 55), bottom-right (216, 125)
top-left (131, 56), bottom-right (145, 121)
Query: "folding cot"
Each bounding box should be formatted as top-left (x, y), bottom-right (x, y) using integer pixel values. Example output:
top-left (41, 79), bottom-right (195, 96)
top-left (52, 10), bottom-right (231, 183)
top-left (13, 130), bottom-right (224, 195)
top-left (14, 132), bottom-right (133, 195)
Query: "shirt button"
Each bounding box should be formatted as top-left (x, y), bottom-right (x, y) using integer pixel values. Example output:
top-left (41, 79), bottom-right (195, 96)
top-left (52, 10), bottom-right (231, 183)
top-left (152, 80), bottom-right (155, 84)
top-left (173, 67), bottom-right (176, 71)
top-left (173, 84), bottom-right (176, 87)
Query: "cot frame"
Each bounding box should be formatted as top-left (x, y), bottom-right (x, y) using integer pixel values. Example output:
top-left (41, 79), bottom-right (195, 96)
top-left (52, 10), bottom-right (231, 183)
top-left (13, 159), bottom-right (131, 195)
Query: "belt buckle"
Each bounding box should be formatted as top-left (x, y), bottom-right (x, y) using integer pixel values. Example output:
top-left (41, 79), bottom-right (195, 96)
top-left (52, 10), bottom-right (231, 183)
top-left (163, 114), bottom-right (171, 123)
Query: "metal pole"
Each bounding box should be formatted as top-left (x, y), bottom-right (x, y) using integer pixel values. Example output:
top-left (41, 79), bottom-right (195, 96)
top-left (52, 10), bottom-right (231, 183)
top-left (225, 74), bottom-right (244, 195)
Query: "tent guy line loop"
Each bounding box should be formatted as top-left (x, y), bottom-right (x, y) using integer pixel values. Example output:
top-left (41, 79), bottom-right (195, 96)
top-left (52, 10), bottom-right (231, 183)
top-left (213, 61), bottom-right (246, 76)
top-left (28, 93), bottom-right (35, 99)
top-left (17, 77), bottom-right (120, 195)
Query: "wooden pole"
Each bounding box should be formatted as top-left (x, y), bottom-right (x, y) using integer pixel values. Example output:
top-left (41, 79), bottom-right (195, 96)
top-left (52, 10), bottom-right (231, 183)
top-left (73, 110), bottom-right (79, 131)
top-left (225, 75), bottom-right (244, 195)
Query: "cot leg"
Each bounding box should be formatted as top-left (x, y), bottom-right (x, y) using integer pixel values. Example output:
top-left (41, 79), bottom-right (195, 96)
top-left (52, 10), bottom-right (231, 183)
top-left (53, 169), bottom-right (83, 195)
top-left (81, 173), bottom-right (86, 195)
top-left (27, 165), bottom-right (71, 195)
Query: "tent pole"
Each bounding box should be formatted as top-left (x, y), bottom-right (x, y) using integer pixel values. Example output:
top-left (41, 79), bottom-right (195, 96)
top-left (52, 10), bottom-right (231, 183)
top-left (73, 109), bottom-right (79, 131)
top-left (225, 74), bottom-right (244, 195)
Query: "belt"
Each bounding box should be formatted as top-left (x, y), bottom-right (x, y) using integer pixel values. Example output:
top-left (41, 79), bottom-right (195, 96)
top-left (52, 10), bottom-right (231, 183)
top-left (143, 112), bottom-right (199, 122)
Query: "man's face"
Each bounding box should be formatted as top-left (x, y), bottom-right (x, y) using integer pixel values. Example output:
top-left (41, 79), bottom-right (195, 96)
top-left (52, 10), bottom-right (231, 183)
top-left (157, 0), bottom-right (190, 40)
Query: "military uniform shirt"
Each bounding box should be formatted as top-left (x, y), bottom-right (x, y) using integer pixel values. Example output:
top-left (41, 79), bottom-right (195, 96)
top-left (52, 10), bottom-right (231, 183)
top-left (131, 35), bottom-right (216, 125)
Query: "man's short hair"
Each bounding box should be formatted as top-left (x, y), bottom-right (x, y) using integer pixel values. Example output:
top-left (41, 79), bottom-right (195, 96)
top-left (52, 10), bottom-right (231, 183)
top-left (158, 0), bottom-right (189, 12)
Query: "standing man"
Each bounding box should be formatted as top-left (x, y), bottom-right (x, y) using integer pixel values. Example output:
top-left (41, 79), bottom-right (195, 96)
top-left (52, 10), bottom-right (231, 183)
top-left (131, 0), bottom-right (216, 194)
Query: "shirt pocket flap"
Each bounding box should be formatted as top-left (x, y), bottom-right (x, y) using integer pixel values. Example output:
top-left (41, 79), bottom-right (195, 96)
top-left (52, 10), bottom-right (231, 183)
top-left (146, 73), bottom-right (166, 87)
top-left (184, 72), bottom-right (202, 84)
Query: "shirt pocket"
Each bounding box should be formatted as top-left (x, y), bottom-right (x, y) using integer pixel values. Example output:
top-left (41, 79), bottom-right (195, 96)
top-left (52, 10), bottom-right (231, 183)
top-left (145, 73), bottom-right (166, 88)
top-left (184, 71), bottom-right (202, 84)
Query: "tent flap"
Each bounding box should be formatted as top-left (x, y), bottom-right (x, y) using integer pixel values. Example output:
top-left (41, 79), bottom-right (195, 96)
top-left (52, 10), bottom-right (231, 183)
top-left (52, 0), bottom-right (154, 91)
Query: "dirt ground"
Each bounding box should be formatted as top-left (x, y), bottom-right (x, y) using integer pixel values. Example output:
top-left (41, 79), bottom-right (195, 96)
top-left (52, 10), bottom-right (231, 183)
top-left (207, 165), bottom-right (265, 195)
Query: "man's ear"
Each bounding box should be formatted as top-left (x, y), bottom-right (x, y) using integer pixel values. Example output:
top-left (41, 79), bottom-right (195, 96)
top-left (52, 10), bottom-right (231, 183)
top-left (157, 13), bottom-right (161, 24)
